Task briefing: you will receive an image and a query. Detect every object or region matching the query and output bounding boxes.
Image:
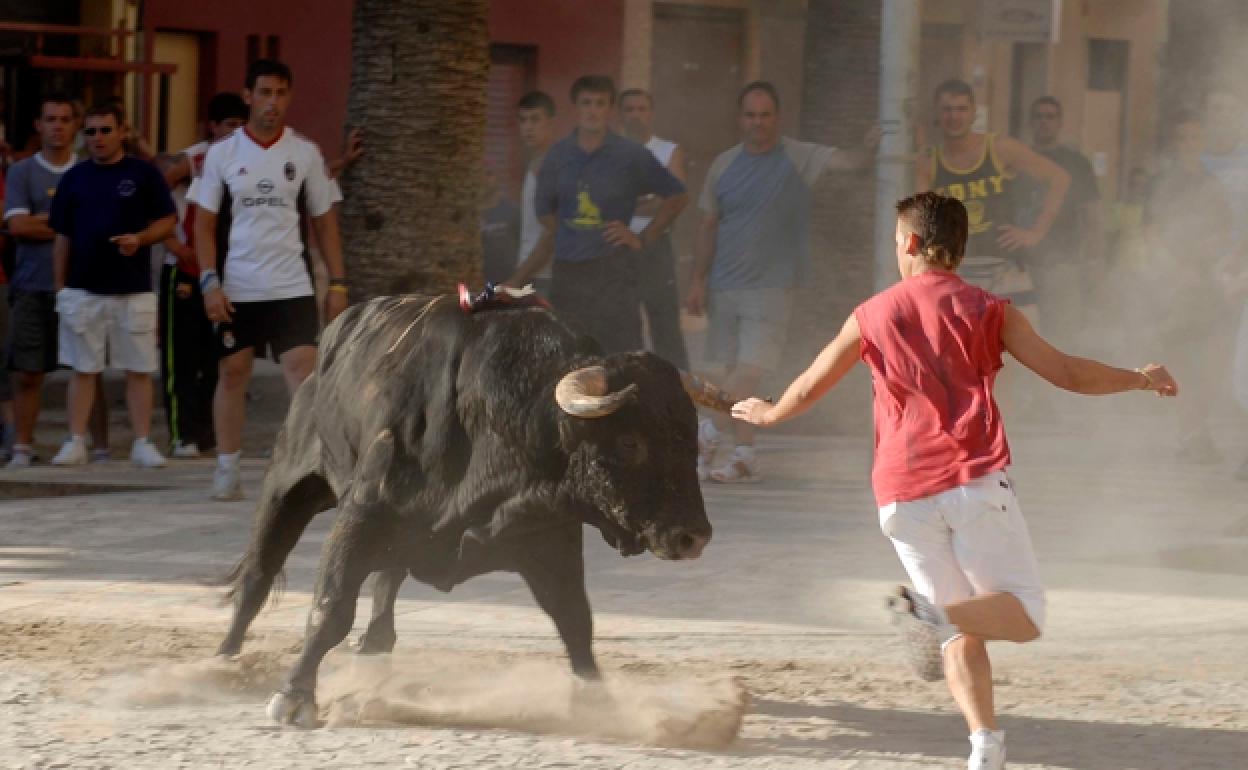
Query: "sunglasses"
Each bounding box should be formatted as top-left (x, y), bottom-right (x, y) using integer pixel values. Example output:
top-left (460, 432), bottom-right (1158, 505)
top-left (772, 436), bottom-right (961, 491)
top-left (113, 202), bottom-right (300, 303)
top-left (83, 126), bottom-right (114, 136)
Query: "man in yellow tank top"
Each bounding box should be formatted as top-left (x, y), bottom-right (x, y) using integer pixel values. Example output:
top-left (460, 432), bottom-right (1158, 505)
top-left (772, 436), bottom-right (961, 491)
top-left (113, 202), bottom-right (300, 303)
top-left (916, 79), bottom-right (1070, 322)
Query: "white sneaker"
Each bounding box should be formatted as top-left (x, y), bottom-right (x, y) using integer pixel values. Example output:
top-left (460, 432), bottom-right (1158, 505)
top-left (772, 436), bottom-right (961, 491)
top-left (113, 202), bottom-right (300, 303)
top-left (172, 441), bottom-right (201, 459)
top-left (887, 585), bottom-right (947, 682)
top-left (710, 448), bottom-right (762, 484)
top-left (51, 438), bottom-right (87, 467)
top-left (130, 439), bottom-right (167, 468)
top-left (211, 464), bottom-right (244, 501)
top-left (6, 448), bottom-right (32, 469)
top-left (968, 729), bottom-right (1006, 769)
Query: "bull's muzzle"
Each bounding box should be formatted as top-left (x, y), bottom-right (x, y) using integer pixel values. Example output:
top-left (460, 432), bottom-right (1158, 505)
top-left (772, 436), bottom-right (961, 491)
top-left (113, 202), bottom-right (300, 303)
top-left (655, 527), bottom-right (711, 560)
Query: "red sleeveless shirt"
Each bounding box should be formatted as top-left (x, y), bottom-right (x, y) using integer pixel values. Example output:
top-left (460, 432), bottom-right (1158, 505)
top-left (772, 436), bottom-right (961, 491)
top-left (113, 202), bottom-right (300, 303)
top-left (853, 271), bottom-right (1011, 505)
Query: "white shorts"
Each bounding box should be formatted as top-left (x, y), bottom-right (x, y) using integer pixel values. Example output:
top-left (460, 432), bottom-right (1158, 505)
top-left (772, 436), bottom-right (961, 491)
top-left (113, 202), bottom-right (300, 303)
top-left (879, 469), bottom-right (1047, 632)
top-left (706, 288), bottom-right (793, 372)
top-left (56, 289), bottom-right (159, 374)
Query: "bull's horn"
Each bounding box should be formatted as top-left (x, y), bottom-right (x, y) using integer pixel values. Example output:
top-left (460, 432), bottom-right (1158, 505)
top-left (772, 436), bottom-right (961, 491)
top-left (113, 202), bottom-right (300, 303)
top-left (555, 366), bottom-right (638, 418)
top-left (679, 371), bottom-right (736, 414)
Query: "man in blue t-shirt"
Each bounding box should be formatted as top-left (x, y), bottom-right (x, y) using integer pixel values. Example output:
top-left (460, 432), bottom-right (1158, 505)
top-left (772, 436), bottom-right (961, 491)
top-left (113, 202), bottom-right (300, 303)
top-left (2, 93), bottom-right (79, 468)
top-left (48, 101), bottom-right (176, 468)
top-left (508, 75), bottom-right (687, 353)
top-left (685, 81), bottom-right (869, 483)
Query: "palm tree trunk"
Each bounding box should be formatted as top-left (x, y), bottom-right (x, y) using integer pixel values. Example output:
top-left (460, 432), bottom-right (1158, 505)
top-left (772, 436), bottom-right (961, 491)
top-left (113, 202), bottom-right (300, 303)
top-left (339, 0), bottom-right (489, 301)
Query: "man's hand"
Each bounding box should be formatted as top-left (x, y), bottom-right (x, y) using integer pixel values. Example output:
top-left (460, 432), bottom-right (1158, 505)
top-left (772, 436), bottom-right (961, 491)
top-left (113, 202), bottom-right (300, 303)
top-left (731, 398), bottom-right (774, 426)
top-left (1137, 364), bottom-right (1178, 397)
top-left (603, 221), bottom-right (642, 251)
top-left (684, 281), bottom-right (707, 316)
top-left (325, 290), bottom-right (348, 323)
top-left (996, 225), bottom-right (1043, 252)
top-left (203, 288), bottom-right (234, 324)
top-left (110, 234), bottom-right (141, 256)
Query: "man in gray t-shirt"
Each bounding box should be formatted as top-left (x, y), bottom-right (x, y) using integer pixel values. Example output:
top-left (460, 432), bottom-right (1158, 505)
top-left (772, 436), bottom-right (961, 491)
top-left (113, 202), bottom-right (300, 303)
top-left (685, 81), bottom-right (865, 483)
top-left (2, 95), bottom-right (79, 468)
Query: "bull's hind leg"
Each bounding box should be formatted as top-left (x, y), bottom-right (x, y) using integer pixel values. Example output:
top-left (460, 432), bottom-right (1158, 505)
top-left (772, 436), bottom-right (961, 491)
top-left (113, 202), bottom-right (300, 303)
top-left (219, 381), bottom-right (335, 657)
top-left (356, 567), bottom-right (406, 654)
top-left (267, 502), bottom-right (392, 727)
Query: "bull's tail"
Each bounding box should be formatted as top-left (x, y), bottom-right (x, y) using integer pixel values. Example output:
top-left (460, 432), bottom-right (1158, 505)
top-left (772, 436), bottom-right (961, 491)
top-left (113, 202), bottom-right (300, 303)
top-left (210, 557), bottom-right (285, 608)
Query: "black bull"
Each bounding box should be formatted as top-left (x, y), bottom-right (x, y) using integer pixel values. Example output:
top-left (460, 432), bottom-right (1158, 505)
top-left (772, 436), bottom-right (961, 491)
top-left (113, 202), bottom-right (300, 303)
top-left (216, 294), bottom-right (736, 726)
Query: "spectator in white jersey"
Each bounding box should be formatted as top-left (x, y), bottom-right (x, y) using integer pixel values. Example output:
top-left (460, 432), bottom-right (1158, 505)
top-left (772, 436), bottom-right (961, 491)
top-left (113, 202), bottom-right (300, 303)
top-left (49, 101), bottom-right (177, 468)
top-left (157, 92), bottom-right (248, 460)
top-left (515, 91), bottom-right (556, 294)
top-left (619, 87), bottom-right (690, 370)
top-left (3, 94), bottom-right (77, 468)
top-left (194, 58), bottom-right (347, 501)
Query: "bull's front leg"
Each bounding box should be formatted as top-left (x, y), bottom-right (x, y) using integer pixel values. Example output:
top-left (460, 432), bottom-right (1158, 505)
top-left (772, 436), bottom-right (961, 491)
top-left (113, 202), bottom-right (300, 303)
top-left (356, 567), bottom-right (406, 655)
top-left (515, 525), bottom-right (599, 679)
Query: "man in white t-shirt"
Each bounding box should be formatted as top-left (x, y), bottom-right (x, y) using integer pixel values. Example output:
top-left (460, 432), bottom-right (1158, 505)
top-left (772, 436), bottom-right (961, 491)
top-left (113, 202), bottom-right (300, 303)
top-left (620, 88), bottom-right (689, 370)
top-left (194, 59), bottom-right (348, 500)
top-left (515, 91), bottom-right (556, 293)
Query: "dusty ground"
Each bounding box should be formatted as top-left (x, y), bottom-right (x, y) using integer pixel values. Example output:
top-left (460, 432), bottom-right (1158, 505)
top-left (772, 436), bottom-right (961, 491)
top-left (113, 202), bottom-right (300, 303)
top-left (0, 376), bottom-right (1245, 769)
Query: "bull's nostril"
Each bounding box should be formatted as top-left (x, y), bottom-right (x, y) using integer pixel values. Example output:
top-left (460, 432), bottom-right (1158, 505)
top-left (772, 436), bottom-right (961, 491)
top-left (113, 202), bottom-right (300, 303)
top-left (677, 533), bottom-right (696, 554)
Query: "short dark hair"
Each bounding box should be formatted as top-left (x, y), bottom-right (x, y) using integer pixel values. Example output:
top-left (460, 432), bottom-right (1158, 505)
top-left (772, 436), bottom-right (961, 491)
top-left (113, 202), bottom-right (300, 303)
top-left (84, 100), bottom-right (125, 127)
top-left (517, 90), bottom-right (556, 116)
top-left (1030, 95), bottom-right (1062, 117)
top-left (895, 191), bottom-right (969, 270)
top-left (934, 78), bottom-right (974, 104)
top-left (570, 75), bottom-right (616, 105)
top-left (246, 58), bottom-right (293, 91)
top-left (618, 88), bottom-right (653, 107)
top-left (738, 81), bottom-right (780, 112)
top-left (38, 92), bottom-right (74, 117)
top-left (207, 92), bottom-right (248, 124)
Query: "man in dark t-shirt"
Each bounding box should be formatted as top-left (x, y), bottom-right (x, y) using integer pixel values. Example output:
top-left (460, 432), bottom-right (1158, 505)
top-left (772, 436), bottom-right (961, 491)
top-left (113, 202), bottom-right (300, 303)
top-left (49, 102), bottom-right (176, 468)
top-left (1020, 96), bottom-right (1102, 347)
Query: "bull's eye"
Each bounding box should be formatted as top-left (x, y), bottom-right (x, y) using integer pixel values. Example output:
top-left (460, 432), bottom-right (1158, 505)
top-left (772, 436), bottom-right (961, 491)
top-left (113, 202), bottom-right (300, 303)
top-left (616, 434), bottom-right (643, 462)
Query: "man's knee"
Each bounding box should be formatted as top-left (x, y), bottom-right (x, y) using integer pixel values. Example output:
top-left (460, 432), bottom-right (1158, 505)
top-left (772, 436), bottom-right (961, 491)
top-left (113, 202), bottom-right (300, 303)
top-left (15, 371), bottom-right (43, 391)
top-left (281, 347), bottom-right (316, 384)
top-left (219, 355), bottom-right (252, 391)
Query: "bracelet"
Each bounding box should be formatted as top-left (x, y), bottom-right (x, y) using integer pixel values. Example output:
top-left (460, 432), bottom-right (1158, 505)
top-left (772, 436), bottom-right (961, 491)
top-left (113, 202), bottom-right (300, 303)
top-left (199, 270), bottom-right (220, 293)
top-left (328, 284), bottom-right (349, 295)
top-left (329, 277), bottom-right (348, 287)
top-left (1134, 367), bottom-right (1154, 390)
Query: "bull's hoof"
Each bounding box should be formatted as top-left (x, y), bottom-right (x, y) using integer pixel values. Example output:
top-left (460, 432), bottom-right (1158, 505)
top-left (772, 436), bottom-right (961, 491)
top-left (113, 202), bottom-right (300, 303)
top-left (266, 691), bottom-right (319, 728)
top-left (354, 630), bottom-right (396, 656)
top-left (570, 678), bottom-right (615, 714)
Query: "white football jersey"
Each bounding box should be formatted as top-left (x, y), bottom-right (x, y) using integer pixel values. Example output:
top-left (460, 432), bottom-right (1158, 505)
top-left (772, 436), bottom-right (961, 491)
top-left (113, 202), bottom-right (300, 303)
top-left (196, 127), bottom-right (336, 302)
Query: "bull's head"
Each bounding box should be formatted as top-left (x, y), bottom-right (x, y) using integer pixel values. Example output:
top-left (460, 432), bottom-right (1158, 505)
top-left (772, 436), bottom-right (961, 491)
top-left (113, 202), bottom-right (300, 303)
top-left (554, 353), bottom-right (732, 561)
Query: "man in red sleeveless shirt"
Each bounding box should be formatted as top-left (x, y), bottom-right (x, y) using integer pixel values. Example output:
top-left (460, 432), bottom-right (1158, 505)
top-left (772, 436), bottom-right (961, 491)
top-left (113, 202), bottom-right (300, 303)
top-left (732, 192), bottom-right (1177, 770)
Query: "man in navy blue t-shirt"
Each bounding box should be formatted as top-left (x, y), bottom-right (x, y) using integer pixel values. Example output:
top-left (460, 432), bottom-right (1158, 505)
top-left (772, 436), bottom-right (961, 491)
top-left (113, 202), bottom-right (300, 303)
top-left (49, 102), bottom-right (176, 468)
top-left (508, 75), bottom-right (687, 353)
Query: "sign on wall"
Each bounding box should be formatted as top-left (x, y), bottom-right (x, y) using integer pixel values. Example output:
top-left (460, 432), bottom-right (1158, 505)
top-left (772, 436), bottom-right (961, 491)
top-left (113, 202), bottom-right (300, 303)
top-left (980, 0), bottom-right (1061, 44)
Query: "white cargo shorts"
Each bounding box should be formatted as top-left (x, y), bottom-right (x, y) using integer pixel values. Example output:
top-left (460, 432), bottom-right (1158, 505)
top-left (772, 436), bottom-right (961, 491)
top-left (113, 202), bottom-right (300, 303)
top-left (879, 469), bottom-right (1047, 632)
top-left (56, 288), bottom-right (159, 374)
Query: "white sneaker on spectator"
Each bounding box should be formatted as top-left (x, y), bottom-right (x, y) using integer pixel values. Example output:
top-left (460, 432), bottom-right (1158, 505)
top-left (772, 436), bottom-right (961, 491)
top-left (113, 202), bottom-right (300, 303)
top-left (212, 464), bottom-right (244, 501)
top-left (697, 418), bottom-right (719, 482)
top-left (172, 441), bottom-right (201, 459)
top-left (710, 446), bottom-right (761, 484)
top-left (6, 447), bottom-right (32, 469)
top-left (51, 437), bottom-right (87, 467)
top-left (130, 439), bottom-right (167, 468)
top-left (968, 729), bottom-right (1006, 770)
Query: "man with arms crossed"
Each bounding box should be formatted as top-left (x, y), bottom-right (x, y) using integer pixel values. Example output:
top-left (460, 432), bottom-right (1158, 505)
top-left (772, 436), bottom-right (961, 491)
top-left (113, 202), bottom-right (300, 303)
top-left (195, 59), bottom-right (347, 500)
top-left (49, 102), bottom-right (177, 468)
top-left (685, 81), bottom-right (868, 483)
top-left (733, 192), bottom-right (1176, 769)
top-left (3, 94), bottom-right (77, 468)
top-left (620, 87), bottom-right (690, 369)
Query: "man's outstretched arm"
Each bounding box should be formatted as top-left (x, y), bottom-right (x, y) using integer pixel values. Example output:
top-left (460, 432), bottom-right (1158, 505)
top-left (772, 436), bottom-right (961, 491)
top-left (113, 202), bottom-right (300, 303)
top-left (1001, 304), bottom-right (1176, 396)
top-left (732, 314), bottom-right (863, 426)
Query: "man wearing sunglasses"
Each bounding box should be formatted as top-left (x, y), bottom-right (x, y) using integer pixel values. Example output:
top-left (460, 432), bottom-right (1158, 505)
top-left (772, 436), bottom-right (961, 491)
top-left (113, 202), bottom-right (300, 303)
top-left (48, 101), bottom-right (177, 468)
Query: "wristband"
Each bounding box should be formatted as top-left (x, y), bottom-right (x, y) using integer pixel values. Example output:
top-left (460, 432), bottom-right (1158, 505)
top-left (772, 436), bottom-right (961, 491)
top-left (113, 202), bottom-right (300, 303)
top-left (329, 277), bottom-right (349, 288)
top-left (199, 270), bottom-right (221, 293)
top-left (328, 284), bottom-right (349, 295)
top-left (1134, 367), bottom-right (1154, 390)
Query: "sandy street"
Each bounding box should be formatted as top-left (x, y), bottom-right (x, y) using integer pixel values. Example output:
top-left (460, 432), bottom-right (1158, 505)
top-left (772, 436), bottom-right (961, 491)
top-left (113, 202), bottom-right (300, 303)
top-left (0, 395), bottom-right (1245, 769)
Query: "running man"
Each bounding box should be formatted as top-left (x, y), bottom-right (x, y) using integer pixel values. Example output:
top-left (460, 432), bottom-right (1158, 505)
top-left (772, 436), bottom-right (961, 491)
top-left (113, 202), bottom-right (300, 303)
top-left (732, 192), bottom-right (1176, 770)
